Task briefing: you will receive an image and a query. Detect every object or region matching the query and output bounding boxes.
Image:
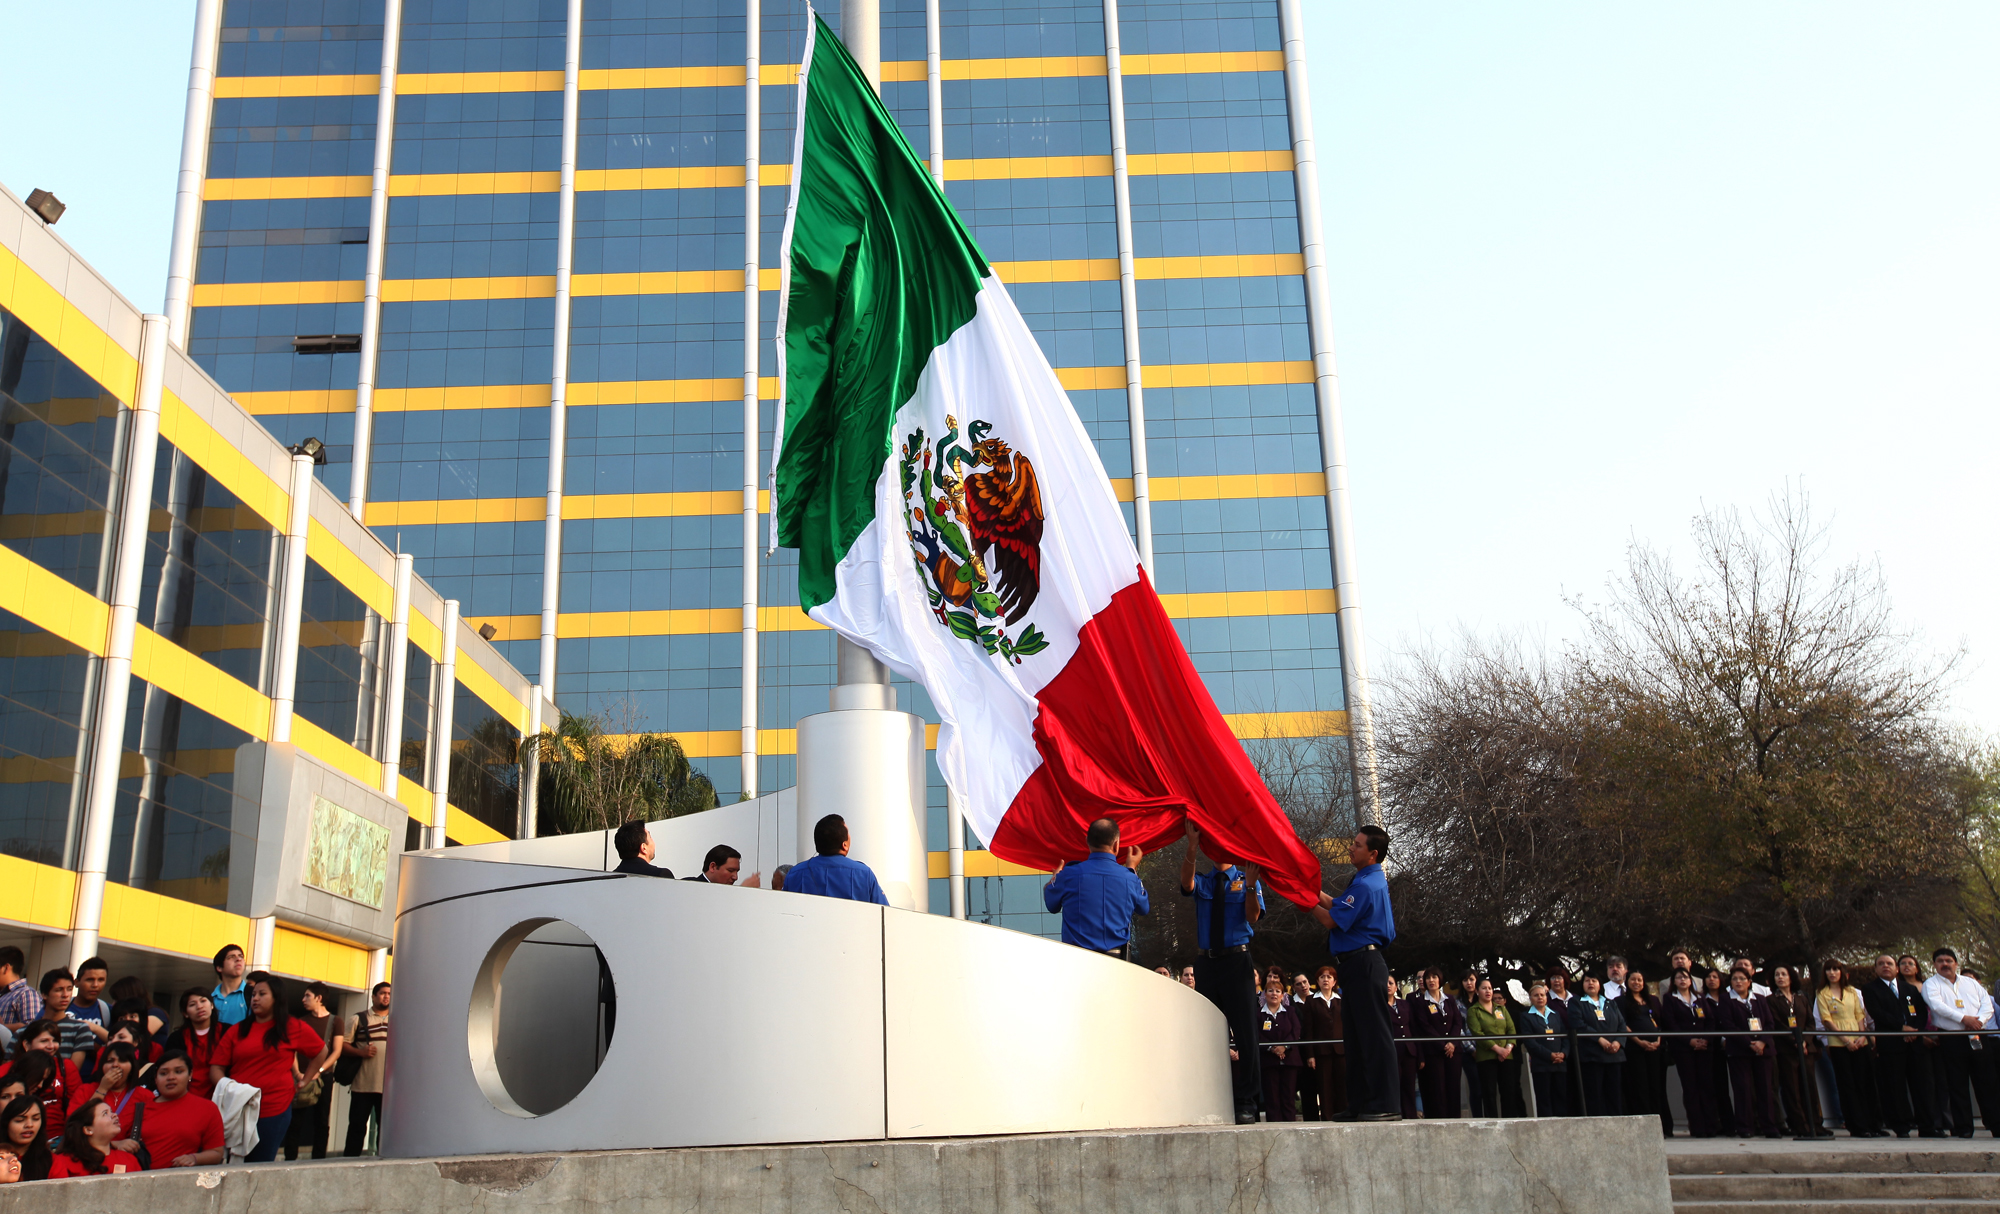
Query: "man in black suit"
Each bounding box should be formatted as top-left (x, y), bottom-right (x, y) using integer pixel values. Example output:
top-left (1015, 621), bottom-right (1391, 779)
top-left (684, 844), bottom-right (761, 887)
top-left (1863, 953), bottom-right (1938, 1137)
top-left (611, 821), bottom-right (675, 877)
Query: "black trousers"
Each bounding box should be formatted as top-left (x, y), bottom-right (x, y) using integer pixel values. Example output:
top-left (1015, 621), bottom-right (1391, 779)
top-left (1827, 1044), bottom-right (1880, 1134)
top-left (1726, 1053), bottom-right (1780, 1136)
top-left (1581, 1061), bottom-right (1623, 1116)
top-left (1194, 950), bottom-right (1261, 1114)
top-left (1875, 1041), bottom-right (1936, 1134)
top-left (1337, 946), bottom-right (1399, 1116)
top-left (1773, 1043), bottom-right (1820, 1136)
top-left (1478, 1057), bottom-right (1527, 1118)
top-left (1416, 1047), bottom-right (1461, 1119)
top-left (1531, 1070), bottom-right (1568, 1117)
top-left (1933, 1037), bottom-right (1980, 1134)
top-left (1622, 1046), bottom-right (1669, 1134)
top-left (342, 1092), bottom-right (383, 1157)
top-left (1673, 1049), bottom-right (1721, 1136)
top-left (1261, 1062), bottom-right (1299, 1121)
top-left (283, 1093), bottom-right (332, 1160)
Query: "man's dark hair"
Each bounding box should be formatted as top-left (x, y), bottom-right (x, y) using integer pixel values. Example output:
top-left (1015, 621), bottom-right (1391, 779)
top-left (372, 982), bottom-right (391, 998)
top-left (1356, 824), bottom-right (1389, 863)
top-left (813, 814), bottom-right (849, 857)
top-left (212, 944), bottom-right (243, 973)
top-left (75, 957), bottom-right (108, 979)
top-left (0, 946), bottom-right (23, 977)
top-left (613, 819), bottom-right (649, 861)
top-left (702, 844), bottom-right (742, 872)
top-left (109, 998), bottom-right (147, 1025)
top-left (38, 967), bottom-right (72, 997)
top-left (1086, 818), bottom-right (1120, 849)
top-left (1934, 946), bottom-right (1959, 963)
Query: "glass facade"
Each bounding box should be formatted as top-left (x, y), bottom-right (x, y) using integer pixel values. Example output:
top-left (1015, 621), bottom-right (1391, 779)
top-left (185, 0), bottom-right (1350, 942)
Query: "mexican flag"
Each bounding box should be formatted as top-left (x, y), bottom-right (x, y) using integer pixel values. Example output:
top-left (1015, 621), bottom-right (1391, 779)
top-left (770, 13), bottom-right (1324, 907)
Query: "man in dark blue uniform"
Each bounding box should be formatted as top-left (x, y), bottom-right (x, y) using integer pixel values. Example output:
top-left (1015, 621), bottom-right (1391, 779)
top-left (1179, 821), bottom-right (1266, 1124)
top-left (1043, 818), bottom-right (1149, 957)
top-left (1309, 824), bottom-right (1399, 1120)
top-left (611, 821), bottom-right (675, 877)
top-left (784, 814), bottom-right (891, 904)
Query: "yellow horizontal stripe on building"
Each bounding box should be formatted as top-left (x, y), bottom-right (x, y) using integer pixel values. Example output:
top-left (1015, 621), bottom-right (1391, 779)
top-left (557, 607), bottom-right (827, 639)
top-left (270, 926), bottom-right (370, 990)
top-left (399, 69), bottom-right (565, 95)
top-left (563, 490), bottom-right (770, 519)
top-left (0, 627), bottom-right (96, 661)
top-left (306, 519), bottom-right (396, 618)
top-left (1148, 472), bottom-right (1328, 501)
top-left (927, 850), bottom-right (1049, 879)
top-left (407, 611), bottom-right (443, 664)
top-left (170, 622), bottom-right (268, 657)
top-left (214, 73), bottom-right (381, 98)
top-left (202, 148), bottom-right (1286, 205)
top-left (455, 648), bottom-right (528, 734)
top-left (233, 389), bottom-right (358, 415)
top-left (1156, 588), bottom-right (1338, 618)
top-left (17, 395), bottom-right (120, 428)
top-left (663, 713), bottom-right (1337, 760)
top-left (203, 175), bottom-right (371, 201)
top-left (1144, 360), bottom-right (1314, 388)
top-left (384, 384), bottom-right (554, 412)
top-left (0, 244), bottom-right (141, 407)
top-left (205, 253), bottom-right (1307, 312)
top-left (99, 880), bottom-right (251, 963)
top-left (448, 805), bottom-right (509, 846)
top-left (1225, 710), bottom-right (1349, 739)
top-left (573, 269), bottom-right (782, 296)
top-left (0, 546), bottom-right (110, 656)
top-left (0, 853), bottom-right (79, 931)
top-left (132, 624), bottom-right (271, 741)
top-left (364, 496), bottom-right (542, 527)
top-left (293, 716), bottom-right (383, 789)
top-left (207, 54), bottom-right (1277, 102)
top-left (160, 390), bottom-right (291, 534)
top-left (0, 751), bottom-right (76, 786)
top-left (397, 773), bottom-right (430, 821)
top-left (569, 376), bottom-right (779, 406)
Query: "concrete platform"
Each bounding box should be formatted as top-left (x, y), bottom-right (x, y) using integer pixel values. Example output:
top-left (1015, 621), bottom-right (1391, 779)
top-left (4, 1117), bottom-right (1669, 1214)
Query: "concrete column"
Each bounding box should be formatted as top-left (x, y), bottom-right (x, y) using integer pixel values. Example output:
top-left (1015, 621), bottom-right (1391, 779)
top-left (946, 788), bottom-right (966, 919)
top-left (367, 947), bottom-right (388, 988)
top-left (69, 314), bottom-right (171, 970)
top-left (539, 0), bottom-right (584, 695)
top-left (268, 452), bottom-right (317, 743)
top-left (162, 0), bottom-right (223, 348)
top-left (378, 553), bottom-right (415, 796)
top-left (520, 685), bottom-right (543, 839)
top-left (1101, 0), bottom-right (1154, 574)
top-left (430, 601), bottom-right (460, 849)
top-left (348, 0), bottom-right (407, 519)
top-left (250, 913), bottom-right (277, 971)
top-left (839, 0), bottom-right (880, 90)
top-left (1274, 0), bottom-right (1379, 819)
top-left (740, 0), bottom-right (762, 801)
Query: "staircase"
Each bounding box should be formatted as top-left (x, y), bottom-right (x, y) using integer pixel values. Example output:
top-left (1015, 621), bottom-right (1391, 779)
top-left (1670, 1148), bottom-right (2000, 1212)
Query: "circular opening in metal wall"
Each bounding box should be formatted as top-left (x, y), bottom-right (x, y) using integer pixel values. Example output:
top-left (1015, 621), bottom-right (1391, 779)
top-left (467, 918), bottom-right (616, 1117)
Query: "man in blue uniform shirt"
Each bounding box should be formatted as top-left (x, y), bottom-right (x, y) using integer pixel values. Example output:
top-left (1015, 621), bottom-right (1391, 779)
top-left (1180, 821), bottom-right (1266, 1124)
top-left (1309, 824), bottom-right (1399, 1120)
top-left (784, 815), bottom-right (891, 905)
top-left (1043, 818), bottom-right (1149, 956)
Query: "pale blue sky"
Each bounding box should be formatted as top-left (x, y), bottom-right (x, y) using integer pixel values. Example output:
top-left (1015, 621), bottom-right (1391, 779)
top-left (4, 2), bottom-right (1996, 729)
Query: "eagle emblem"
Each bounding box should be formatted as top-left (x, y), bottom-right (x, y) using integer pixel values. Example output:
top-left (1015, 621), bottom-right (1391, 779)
top-left (898, 416), bottom-right (1051, 663)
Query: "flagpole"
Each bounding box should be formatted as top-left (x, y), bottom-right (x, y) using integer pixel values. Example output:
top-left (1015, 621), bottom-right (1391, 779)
top-left (740, 0), bottom-right (763, 801)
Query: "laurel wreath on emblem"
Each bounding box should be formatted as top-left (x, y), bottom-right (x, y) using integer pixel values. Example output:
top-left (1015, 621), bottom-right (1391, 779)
top-left (898, 415), bottom-right (1050, 664)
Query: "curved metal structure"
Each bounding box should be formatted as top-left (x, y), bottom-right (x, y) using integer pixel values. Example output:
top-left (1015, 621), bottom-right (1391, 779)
top-left (384, 852), bottom-right (1230, 1156)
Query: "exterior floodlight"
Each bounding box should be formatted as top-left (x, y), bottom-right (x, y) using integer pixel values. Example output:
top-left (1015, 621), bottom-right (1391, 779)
top-left (477, 622), bottom-right (499, 641)
top-left (290, 437), bottom-right (329, 465)
top-left (25, 190), bottom-right (65, 225)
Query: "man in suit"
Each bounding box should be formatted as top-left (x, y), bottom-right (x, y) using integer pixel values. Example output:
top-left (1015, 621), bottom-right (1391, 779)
top-left (611, 821), bottom-right (674, 877)
top-left (684, 844), bottom-right (761, 887)
top-left (1864, 953), bottom-right (1938, 1137)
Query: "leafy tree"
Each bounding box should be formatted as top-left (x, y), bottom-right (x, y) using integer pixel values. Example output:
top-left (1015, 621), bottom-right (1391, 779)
top-left (526, 706), bottom-right (717, 835)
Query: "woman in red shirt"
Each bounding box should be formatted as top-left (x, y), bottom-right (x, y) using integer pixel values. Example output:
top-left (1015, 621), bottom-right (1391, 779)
top-left (72, 1043), bottom-right (150, 1155)
top-left (168, 989), bottom-right (222, 1099)
top-left (48, 1099), bottom-right (143, 1177)
top-left (3, 1023), bottom-right (81, 1135)
top-left (139, 1052), bottom-right (224, 1169)
top-left (208, 972), bottom-right (329, 1164)
top-left (0, 1095), bottom-right (51, 1181)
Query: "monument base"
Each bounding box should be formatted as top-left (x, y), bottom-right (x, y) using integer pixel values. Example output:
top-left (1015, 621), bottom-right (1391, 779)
top-left (8, 1119), bottom-right (1672, 1214)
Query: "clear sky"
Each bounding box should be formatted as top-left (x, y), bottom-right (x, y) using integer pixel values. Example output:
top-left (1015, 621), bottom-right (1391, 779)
top-left (4, 2), bottom-right (1996, 730)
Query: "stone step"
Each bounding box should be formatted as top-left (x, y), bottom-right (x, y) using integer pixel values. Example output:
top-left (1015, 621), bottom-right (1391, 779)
top-left (1675, 1202), bottom-right (2000, 1214)
top-left (1672, 1172), bottom-right (2000, 1201)
top-left (1669, 1149), bottom-right (2000, 1174)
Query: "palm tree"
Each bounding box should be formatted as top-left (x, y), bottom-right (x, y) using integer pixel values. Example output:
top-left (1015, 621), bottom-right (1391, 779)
top-left (525, 708), bottom-right (717, 835)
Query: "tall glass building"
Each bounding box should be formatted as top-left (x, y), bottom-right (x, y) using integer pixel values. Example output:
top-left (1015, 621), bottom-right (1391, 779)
top-left (167, 0), bottom-right (1368, 939)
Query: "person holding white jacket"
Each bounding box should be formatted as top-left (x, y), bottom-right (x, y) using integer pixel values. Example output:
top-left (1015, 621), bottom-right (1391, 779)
top-left (1921, 948), bottom-right (1995, 1137)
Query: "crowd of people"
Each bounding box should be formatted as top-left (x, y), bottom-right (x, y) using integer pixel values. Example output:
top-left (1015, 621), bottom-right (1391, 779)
top-left (1166, 947), bottom-right (2000, 1138)
top-left (0, 943), bottom-right (391, 1181)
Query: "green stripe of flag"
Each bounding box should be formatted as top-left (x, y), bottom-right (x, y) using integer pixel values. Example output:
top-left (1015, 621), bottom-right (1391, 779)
top-left (772, 13), bottom-right (990, 610)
